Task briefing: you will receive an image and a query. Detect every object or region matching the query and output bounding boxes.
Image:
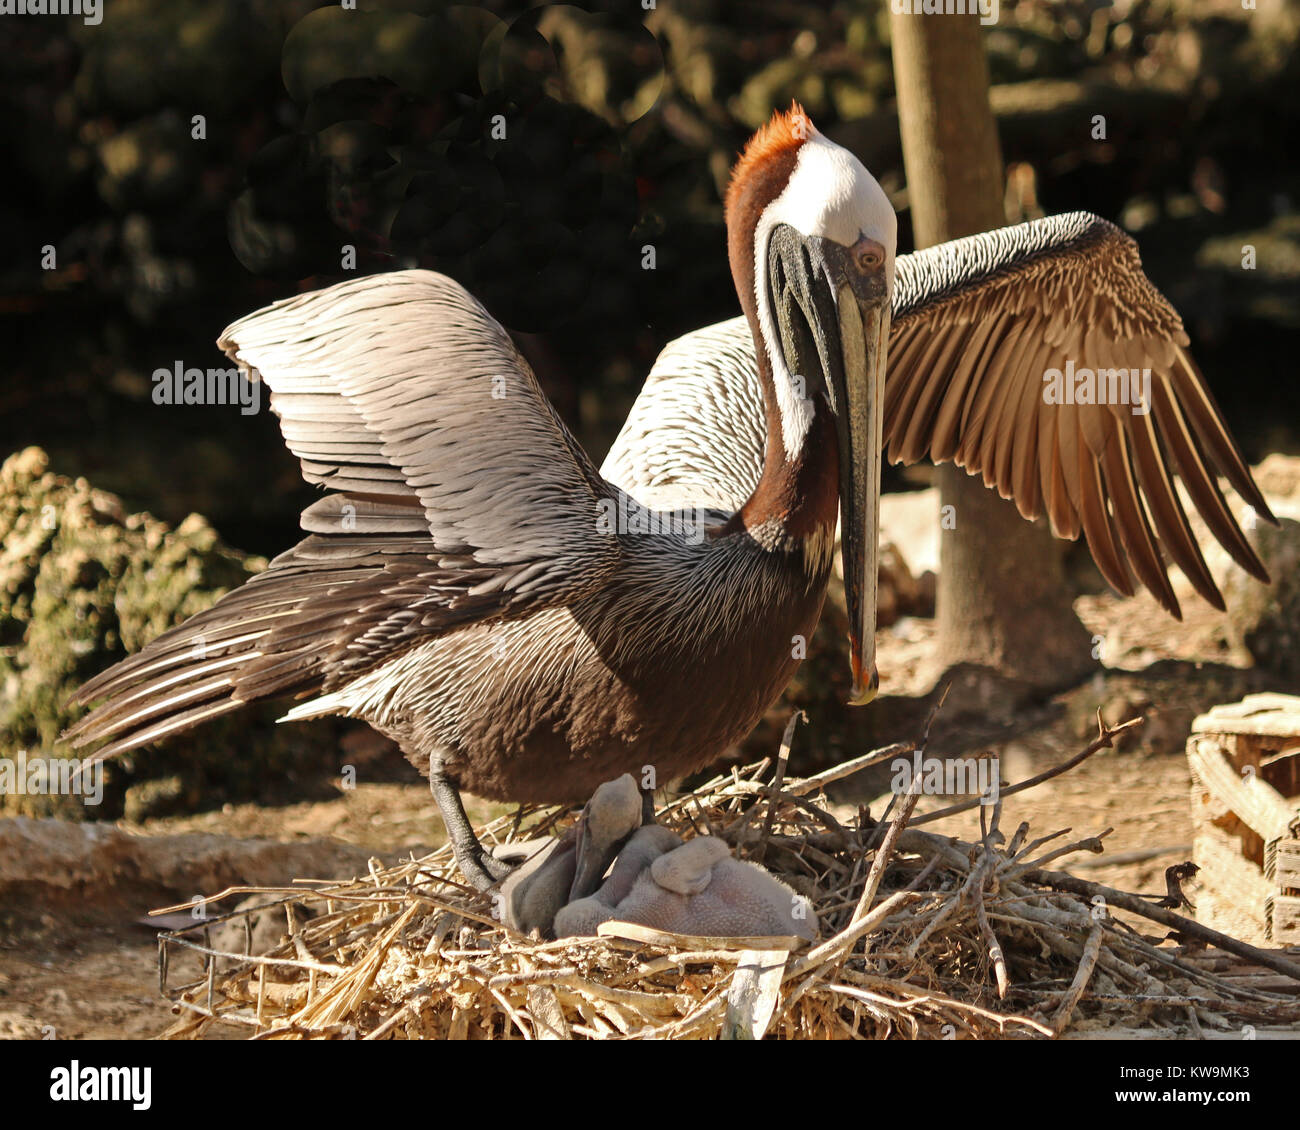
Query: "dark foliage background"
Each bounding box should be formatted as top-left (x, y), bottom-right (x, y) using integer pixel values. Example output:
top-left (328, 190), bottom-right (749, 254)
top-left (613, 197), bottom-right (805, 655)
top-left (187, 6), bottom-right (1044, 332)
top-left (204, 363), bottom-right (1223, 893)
top-left (3, 0), bottom-right (1297, 556)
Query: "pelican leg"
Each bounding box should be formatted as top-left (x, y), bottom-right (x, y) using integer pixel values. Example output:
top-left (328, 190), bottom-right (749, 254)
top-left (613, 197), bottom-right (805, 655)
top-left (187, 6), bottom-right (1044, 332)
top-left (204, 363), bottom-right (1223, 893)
top-left (429, 764), bottom-right (512, 890)
top-left (640, 785), bottom-right (656, 826)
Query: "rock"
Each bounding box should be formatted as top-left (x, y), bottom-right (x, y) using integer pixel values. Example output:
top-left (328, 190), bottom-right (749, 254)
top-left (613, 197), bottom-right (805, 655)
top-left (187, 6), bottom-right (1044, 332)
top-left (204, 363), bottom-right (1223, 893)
top-left (880, 487), bottom-right (939, 575)
top-left (1063, 664), bottom-right (1274, 758)
top-left (0, 816), bottom-right (379, 905)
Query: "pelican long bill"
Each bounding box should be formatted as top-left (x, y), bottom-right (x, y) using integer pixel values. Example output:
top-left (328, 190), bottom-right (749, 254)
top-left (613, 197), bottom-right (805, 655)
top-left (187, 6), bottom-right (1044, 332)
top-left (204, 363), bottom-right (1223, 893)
top-left (766, 223), bottom-right (889, 707)
top-left (837, 290), bottom-right (887, 706)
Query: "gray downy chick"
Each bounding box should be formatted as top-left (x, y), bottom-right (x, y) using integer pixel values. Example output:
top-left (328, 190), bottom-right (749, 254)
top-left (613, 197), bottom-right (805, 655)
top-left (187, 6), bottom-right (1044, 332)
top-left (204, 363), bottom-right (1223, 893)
top-left (553, 824), bottom-right (682, 937)
top-left (556, 835), bottom-right (817, 941)
top-left (497, 773), bottom-right (644, 936)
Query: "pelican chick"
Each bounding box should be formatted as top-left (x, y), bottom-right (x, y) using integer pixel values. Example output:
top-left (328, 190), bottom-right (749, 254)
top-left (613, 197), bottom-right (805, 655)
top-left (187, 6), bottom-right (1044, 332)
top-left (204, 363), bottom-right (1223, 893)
top-left (555, 835), bottom-right (817, 941)
top-left (553, 824), bottom-right (683, 937)
top-left (498, 773), bottom-right (644, 936)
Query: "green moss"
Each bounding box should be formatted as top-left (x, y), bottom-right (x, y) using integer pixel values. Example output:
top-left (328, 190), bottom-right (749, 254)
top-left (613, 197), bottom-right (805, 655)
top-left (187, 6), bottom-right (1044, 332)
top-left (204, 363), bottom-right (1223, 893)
top-left (0, 447), bottom-right (339, 818)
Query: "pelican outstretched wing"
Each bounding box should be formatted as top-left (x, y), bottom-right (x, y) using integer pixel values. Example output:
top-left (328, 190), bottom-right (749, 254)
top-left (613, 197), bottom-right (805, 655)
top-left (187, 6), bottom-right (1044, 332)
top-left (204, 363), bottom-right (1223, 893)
top-left (606, 213), bottom-right (1272, 617)
top-left (225, 270), bottom-right (618, 582)
top-left (885, 212), bottom-right (1271, 616)
top-left (68, 270), bottom-right (621, 758)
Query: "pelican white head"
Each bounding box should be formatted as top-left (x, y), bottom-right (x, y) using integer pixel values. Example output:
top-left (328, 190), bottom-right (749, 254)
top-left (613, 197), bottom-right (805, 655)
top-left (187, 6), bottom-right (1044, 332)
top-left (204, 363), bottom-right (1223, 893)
top-left (726, 105), bottom-right (895, 706)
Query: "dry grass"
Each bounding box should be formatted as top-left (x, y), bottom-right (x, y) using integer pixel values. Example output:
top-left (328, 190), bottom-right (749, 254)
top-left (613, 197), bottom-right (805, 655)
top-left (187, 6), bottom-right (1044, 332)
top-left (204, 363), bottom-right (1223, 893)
top-left (154, 715), bottom-right (1300, 1040)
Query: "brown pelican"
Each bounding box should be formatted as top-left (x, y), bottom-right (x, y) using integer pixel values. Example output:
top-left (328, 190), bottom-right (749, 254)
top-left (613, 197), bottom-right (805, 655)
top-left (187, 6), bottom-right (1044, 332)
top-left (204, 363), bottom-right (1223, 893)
top-left (68, 105), bottom-right (1271, 890)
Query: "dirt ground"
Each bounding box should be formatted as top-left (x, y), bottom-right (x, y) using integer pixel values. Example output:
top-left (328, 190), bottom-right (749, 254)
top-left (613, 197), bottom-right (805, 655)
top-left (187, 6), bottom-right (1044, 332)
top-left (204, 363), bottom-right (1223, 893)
top-left (0, 574), bottom-right (1290, 1040)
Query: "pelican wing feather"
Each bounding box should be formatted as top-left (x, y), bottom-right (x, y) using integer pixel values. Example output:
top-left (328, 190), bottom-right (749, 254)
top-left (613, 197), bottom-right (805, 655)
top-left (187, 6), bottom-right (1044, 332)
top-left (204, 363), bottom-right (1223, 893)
top-left (67, 270), bottom-right (621, 759)
top-left (886, 212), bottom-right (1272, 617)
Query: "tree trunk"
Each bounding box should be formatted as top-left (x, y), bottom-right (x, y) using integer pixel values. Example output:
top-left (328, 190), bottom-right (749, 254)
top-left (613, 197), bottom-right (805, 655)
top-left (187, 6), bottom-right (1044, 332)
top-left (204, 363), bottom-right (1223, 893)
top-left (889, 10), bottom-right (1093, 689)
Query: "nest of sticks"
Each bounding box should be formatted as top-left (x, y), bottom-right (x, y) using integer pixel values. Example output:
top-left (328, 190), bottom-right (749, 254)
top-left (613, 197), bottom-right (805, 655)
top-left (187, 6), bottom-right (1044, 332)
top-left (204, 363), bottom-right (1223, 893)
top-left (156, 712), bottom-right (1300, 1040)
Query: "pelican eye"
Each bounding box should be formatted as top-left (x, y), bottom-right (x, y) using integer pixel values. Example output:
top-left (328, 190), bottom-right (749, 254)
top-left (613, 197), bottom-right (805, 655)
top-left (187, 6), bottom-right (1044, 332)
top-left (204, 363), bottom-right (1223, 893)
top-left (855, 246), bottom-right (882, 272)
